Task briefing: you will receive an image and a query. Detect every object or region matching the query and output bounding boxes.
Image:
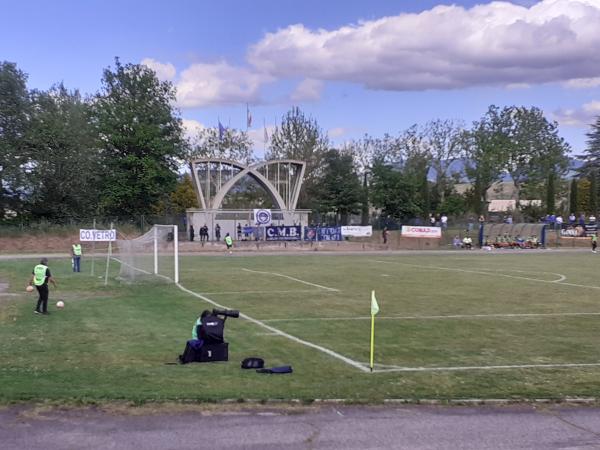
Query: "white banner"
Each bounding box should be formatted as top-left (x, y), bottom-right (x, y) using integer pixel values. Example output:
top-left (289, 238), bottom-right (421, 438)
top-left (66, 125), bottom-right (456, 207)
top-left (401, 225), bottom-right (442, 238)
top-left (253, 209), bottom-right (272, 226)
top-left (341, 226), bottom-right (373, 237)
top-left (79, 229), bottom-right (116, 242)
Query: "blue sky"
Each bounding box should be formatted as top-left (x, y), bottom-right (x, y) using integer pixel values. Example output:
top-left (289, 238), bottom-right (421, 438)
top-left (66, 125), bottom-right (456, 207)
top-left (2, 0), bottom-right (600, 155)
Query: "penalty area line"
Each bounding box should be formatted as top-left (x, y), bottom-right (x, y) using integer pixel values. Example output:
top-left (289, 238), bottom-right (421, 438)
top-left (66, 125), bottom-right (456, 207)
top-left (241, 268), bottom-right (339, 292)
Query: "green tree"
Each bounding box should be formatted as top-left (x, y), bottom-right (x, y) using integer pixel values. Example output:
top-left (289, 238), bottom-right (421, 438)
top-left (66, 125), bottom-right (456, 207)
top-left (153, 173), bottom-right (198, 214)
top-left (93, 58), bottom-right (184, 216)
top-left (25, 84), bottom-right (100, 219)
top-left (545, 171), bottom-right (556, 215)
top-left (313, 150), bottom-right (362, 225)
top-left (577, 178), bottom-right (591, 214)
top-left (0, 62), bottom-right (31, 218)
top-left (267, 107), bottom-right (329, 209)
top-left (569, 178), bottom-right (578, 215)
top-left (370, 160), bottom-right (422, 220)
top-left (589, 171), bottom-right (598, 215)
top-left (581, 115), bottom-right (600, 172)
top-left (188, 126), bottom-right (253, 164)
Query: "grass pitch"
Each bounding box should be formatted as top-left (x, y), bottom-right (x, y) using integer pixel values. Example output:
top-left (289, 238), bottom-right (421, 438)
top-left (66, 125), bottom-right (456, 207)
top-left (2, 250), bottom-right (600, 403)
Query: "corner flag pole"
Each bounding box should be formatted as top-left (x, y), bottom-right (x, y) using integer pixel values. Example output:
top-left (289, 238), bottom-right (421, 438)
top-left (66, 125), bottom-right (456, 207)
top-left (370, 290), bottom-right (379, 372)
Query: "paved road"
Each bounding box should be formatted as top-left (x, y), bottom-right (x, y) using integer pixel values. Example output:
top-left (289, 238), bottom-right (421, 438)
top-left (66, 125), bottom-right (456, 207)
top-left (2, 404), bottom-right (600, 449)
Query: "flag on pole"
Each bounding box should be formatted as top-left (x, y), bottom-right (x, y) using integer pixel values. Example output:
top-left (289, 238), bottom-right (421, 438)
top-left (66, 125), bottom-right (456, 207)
top-left (370, 290), bottom-right (379, 372)
top-left (371, 290), bottom-right (379, 316)
top-left (218, 120), bottom-right (226, 141)
top-left (246, 104), bottom-right (252, 129)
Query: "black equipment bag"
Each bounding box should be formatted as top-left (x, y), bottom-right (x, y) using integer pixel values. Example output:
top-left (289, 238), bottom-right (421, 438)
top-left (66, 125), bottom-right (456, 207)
top-left (198, 343), bottom-right (228, 362)
top-left (201, 314), bottom-right (225, 344)
top-left (256, 365), bottom-right (293, 374)
top-left (241, 357), bottom-right (264, 369)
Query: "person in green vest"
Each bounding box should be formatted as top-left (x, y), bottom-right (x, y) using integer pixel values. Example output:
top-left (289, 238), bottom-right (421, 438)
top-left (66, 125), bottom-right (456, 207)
top-left (71, 242), bottom-right (82, 272)
top-left (592, 234), bottom-right (598, 253)
top-left (224, 233), bottom-right (233, 254)
top-left (28, 257), bottom-right (57, 315)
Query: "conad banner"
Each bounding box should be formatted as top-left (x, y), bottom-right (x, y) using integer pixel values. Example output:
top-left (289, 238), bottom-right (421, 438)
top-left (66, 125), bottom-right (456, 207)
top-left (265, 226), bottom-right (302, 241)
top-left (304, 227), bottom-right (343, 241)
top-left (79, 229), bottom-right (116, 241)
top-left (401, 225), bottom-right (442, 238)
top-left (341, 226), bottom-right (372, 237)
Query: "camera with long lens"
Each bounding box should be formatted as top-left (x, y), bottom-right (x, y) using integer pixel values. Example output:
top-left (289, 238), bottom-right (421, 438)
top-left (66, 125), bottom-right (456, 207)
top-left (212, 308), bottom-right (239, 318)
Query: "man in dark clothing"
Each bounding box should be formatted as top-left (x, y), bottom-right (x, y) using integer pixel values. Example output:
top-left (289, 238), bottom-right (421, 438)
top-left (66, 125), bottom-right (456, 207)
top-left (215, 223), bottom-right (221, 241)
top-left (28, 257), bottom-right (57, 315)
top-left (189, 225), bottom-right (195, 242)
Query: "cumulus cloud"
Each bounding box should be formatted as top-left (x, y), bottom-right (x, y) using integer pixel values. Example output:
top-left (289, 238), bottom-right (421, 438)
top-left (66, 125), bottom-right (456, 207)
top-left (290, 79), bottom-right (324, 102)
top-left (181, 118), bottom-right (205, 140)
top-left (247, 124), bottom-right (276, 153)
top-left (553, 100), bottom-right (600, 126)
top-left (176, 61), bottom-right (271, 108)
top-left (247, 0), bottom-right (600, 90)
top-left (141, 58), bottom-right (176, 81)
top-left (564, 77), bottom-right (600, 89)
top-left (328, 127), bottom-right (347, 138)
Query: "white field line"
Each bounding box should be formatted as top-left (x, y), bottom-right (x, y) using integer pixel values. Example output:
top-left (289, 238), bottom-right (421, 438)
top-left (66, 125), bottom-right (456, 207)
top-left (241, 268), bottom-right (339, 292)
top-left (370, 260), bottom-right (600, 289)
top-left (199, 289), bottom-right (336, 295)
top-left (373, 362), bottom-right (600, 373)
top-left (261, 312), bottom-right (600, 323)
top-left (175, 283), bottom-right (369, 372)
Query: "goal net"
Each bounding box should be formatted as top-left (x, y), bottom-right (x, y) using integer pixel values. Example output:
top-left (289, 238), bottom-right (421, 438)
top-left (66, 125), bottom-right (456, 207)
top-left (116, 225), bottom-right (179, 283)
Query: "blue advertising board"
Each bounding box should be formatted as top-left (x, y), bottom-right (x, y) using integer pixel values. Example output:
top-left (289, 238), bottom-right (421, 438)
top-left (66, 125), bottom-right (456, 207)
top-left (265, 225), bottom-right (302, 241)
top-left (303, 226), bottom-right (343, 241)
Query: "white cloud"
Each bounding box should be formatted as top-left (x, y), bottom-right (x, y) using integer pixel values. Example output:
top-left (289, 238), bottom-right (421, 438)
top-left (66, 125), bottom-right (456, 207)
top-left (247, 0), bottom-right (600, 91)
top-left (247, 124), bottom-right (276, 154)
top-left (564, 77), bottom-right (600, 88)
top-left (141, 58), bottom-right (176, 81)
top-left (290, 79), bottom-right (324, 102)
top-left (176, 61), bottom-right (272, 108)
top-left (328, 127), bottom-right (347, 138)
top-left (553, 100), bottom-right (600, 126)
top-left (181, 118), bottom-right (205, 141)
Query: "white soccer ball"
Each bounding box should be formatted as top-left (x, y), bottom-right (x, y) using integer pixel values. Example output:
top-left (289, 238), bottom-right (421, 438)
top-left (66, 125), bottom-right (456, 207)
top-left (56, 301), bottom-right (65, 309)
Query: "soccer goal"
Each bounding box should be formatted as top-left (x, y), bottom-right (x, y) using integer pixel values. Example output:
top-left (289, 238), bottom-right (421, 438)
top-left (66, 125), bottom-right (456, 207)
top-left (116, 225), bottom-right (179, 283)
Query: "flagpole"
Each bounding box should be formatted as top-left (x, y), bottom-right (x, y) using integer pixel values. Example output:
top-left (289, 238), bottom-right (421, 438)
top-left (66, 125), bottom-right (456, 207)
top-left (370, 313), bottom-right (375, 372)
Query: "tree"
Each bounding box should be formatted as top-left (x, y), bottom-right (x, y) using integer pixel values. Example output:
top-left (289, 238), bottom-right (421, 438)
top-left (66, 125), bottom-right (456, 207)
top-left (267, 107), bottom-right (329, 208)
top-left (187, 127), bottom-right (253, 164)
top-left (545, 171), bottom-right (556, 215)
top-left (0, 62), bottom-right (30, 219)
top-left (569, 178), bottom-right (578, 215)
top-left (93, 58), bottom-right (185, 216)
top-left (581, 115), bottom-right (600, 172)
top-left (370, 160), bottom-right (422, 220)
top-left (589, 171), bottom-right (598, 215)
top-left (313, 150), bottom-right (362, 225)
top-left (577, 178), bottom-right (591, 214)
top-left (153, 173), bottom-right (198, 214)
top-left (25, 84), bottom-right (101, 219)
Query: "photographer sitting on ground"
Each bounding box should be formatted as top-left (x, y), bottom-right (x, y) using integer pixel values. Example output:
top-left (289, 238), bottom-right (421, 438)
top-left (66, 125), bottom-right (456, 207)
top-left (179, 310), bottom-right (211, 363)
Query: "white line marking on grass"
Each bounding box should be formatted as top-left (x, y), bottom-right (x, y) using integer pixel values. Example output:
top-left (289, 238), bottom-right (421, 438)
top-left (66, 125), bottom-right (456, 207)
top-left (200, 289), bottom-right (337, 295)
top-left (175, 283), bottom-right (368, 372)
top-left (262, 312), bottom-right (600, 322)
top-left (370, 260), bottom-right (599, 289)
top-left (241, 268), bottom-right (339, 292)
top-left (476, 268), bottom-right (567, 283)
top-left (373, 362), bottom-right (600, 373)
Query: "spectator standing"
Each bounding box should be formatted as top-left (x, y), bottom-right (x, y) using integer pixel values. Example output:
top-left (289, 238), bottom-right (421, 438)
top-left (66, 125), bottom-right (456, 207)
top-left (237, 223), bottom-right (242, 240)
top-left (592, 234), bottom-right (598, 253)
top-left (429, 214), bottom-right (436, 226)
top-left (440, 214), bottom-right (448, 230)
top-left (569, 213), bottom-right (576, 225)
top-left (382, 227), bottom-right (389, 244)
top-left (555, 215), bottom-right (563, 230)
top-left (189, 225), bottom-right (195, 242)
top-left (589, 214), bottom-right (597, 223)
top-left (579, 213), bottom-right (586, 227)
top-left (478, 215), bottom-right (485, 227)
top-left (215, 224), bottom-right (221, 241)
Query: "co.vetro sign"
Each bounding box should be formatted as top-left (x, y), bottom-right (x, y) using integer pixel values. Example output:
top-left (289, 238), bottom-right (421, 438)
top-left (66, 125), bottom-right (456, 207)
top-left (79, 229), bottom-right (116, 241)
top-left (265, 225), bottom-right (301, 241)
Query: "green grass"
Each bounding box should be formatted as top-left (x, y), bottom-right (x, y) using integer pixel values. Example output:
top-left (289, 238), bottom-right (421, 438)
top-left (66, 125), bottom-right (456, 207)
top-left (3, 250), bottom-right (600, 403)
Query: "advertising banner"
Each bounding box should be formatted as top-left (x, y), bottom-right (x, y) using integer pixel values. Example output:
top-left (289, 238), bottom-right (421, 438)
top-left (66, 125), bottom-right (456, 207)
top-left (401, 225), bottom-right (442, 238)
top-left (253, 209), bottom-right (272, 226)
top-left (265, 225), bottom-right (302, 241)
top-left (341, 226), bottom-right (372, 237)
top-left (79, 229), bottom-right (116, 242)
top-left (304, 226), bottom-right (343, 241)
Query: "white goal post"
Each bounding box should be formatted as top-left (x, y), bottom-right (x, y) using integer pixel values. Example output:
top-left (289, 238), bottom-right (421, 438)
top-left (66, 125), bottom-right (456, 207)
top-left (116, 225), bottom-right (179, 283)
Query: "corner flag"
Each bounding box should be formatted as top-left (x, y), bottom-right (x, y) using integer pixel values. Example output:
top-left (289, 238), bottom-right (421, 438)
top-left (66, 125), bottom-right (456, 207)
top-left (370, 290), bottom-right (379, 372)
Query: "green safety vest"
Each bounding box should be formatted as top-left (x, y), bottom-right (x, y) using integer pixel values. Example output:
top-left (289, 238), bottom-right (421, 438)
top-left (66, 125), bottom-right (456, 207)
top-left (225, 236), bottom-right (233, 246)
top-left (72, 244), bottom-right (82, 256)
top-left (593, 235), bottom-right (598, 242)
top-left (33, 264), bottom-right (48, 286)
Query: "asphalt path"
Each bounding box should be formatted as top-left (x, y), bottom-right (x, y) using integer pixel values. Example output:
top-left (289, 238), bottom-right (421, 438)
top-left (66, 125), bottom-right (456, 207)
top-left (2, 404), bottom-right (600, 449)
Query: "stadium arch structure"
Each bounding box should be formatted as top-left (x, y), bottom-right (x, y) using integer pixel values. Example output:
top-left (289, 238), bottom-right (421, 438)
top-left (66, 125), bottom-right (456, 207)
top-left (186, 158), bottom-right (309, 239)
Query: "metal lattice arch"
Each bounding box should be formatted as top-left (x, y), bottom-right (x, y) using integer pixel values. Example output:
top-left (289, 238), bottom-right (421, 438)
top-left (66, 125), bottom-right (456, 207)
top-left (186, 158), bottom-right (310, 241)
